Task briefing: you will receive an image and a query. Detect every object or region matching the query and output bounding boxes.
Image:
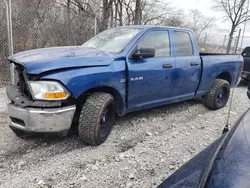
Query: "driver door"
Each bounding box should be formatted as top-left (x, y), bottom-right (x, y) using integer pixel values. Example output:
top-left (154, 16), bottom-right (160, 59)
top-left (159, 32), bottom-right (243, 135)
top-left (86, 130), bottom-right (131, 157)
top-left (127, 30), bottom-right (176, 111)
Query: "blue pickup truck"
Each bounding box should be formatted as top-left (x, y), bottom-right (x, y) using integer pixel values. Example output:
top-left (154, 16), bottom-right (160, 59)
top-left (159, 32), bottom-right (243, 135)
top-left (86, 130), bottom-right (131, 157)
top-left (7, 26), bottom-right (243, 145)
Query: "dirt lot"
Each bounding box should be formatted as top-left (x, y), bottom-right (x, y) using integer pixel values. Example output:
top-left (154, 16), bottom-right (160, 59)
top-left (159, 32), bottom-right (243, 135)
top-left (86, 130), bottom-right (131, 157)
top-left (0, 82), bottom-right (249, 188)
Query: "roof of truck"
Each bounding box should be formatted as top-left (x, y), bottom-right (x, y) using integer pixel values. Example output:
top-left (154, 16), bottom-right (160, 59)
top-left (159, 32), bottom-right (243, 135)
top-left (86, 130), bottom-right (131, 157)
top-left (115, 25), bottom-right (193, 32)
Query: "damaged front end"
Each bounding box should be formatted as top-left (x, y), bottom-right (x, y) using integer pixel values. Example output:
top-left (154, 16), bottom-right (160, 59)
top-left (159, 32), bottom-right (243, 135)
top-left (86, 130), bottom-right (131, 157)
top-left (7, 63), bottom-right (76, 134)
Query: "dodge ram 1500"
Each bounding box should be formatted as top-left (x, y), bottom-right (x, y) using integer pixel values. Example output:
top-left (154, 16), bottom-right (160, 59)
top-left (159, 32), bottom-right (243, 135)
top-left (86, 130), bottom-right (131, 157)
top-left (7, 26), bottom-right (244, 145)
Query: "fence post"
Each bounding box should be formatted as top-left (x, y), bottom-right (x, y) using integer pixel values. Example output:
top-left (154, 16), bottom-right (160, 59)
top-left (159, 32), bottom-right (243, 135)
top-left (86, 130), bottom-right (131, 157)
top-left (4, 0), bottom-right (14, 84)
top-left (203, 33), bottom-right (207, 48)
top-left (94, 17), bottom-right (97, 36)
top-left (234, 29), bottom-right (242, 54)
top-left (221, 35), bottom-right (226, 53)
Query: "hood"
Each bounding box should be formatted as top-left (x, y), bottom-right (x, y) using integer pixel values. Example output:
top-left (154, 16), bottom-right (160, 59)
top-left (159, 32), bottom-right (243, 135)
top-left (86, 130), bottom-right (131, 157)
top-left (8, 46), bottom-right (117, 74)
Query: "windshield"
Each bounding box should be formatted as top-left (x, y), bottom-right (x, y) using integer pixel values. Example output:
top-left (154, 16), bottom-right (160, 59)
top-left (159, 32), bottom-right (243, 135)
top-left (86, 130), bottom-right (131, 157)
top-left (81, 28), bottom-right (142, 53)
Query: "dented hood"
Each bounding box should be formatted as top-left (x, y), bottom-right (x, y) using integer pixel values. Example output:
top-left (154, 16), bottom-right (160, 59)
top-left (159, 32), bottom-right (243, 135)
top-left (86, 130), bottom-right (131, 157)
top-left (8, 46), bottom-right (116, 74)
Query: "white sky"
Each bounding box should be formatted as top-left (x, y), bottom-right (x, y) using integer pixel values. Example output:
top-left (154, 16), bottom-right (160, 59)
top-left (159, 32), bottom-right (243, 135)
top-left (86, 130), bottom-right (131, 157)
top-left (172, 0), bottom-right (227, 26)
top-left (171, 0), bottom-right (250, 48)
top-left (172, 0), bottom-right (218, 16)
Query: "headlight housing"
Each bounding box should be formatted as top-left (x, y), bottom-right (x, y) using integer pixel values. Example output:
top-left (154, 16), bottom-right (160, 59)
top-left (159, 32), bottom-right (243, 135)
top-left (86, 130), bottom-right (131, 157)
top-left (28, 81), bottom-right (70, 100)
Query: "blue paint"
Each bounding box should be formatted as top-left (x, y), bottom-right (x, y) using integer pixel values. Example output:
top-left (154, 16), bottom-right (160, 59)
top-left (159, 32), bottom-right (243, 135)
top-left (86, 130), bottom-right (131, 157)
top-left (204, 109), bottom-right (250, 188)
top-left (42, 60), bottom-right (126, 100)
top-left (8, 26), bottom-right (243, 114)
top-left (9, 46), bottom-right (116, 74)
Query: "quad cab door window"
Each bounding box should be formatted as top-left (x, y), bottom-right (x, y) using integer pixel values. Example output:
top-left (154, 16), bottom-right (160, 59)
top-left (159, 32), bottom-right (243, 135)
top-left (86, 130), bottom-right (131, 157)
top-left (174, 31), bottom-right (193, 56)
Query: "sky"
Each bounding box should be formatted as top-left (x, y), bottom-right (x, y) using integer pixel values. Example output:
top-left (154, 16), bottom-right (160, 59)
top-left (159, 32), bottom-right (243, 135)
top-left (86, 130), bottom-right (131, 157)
top-left (172, 0), bottom-right (228, 27)
top-left (172, 0), bottom-right (218, 16)
top-left (171, 0), bottom-right (250, 48)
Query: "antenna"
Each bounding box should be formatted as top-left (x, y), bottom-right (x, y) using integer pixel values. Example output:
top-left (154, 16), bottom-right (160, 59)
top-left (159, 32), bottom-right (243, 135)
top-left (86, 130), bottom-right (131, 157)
top-left (223, 0), bottom-right (250, 134)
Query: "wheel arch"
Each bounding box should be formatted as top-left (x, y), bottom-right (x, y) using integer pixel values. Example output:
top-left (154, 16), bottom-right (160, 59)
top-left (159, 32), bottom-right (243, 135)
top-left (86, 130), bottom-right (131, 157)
top-left (76, 86), bottom-right (126, 116)
top-left (216, 72), bottom-right (232, 86)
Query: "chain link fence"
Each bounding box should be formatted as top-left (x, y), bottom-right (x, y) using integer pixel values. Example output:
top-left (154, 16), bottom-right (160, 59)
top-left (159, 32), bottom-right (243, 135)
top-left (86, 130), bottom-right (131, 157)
top-left (1, 0), bottom-right (250, 89)
top-left (11, 1), bottom-right (96, 53)
top-left (221, 35), bottom-right (243, 54)
top-left (201, 35), bottom-right (245, 54)
top-left (0, 0), bottom-right (97, 88)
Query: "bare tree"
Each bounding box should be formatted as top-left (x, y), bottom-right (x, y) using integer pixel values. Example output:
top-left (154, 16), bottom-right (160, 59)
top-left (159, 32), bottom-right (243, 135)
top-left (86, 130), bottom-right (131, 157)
top-left (71, 0), bottom-right (113, 32)
top-left (110, 0), bottom-right (123, 27)
top-left (66, 0), bottom-right (71, 45)
top-left (0, 0), bottom-right (219, 85)
top-left (118, 0), bottom-right (123, 26)
top-left (185, 9), bottom-right (214, 46)
top-left (162, 14), bottom-right (183, 27)
top-left (214, 0), bottom-right (250, 53)
top-left (100, 0), bottom-right (114, 31)
top-left (134, 0), bottom-right (142, 24)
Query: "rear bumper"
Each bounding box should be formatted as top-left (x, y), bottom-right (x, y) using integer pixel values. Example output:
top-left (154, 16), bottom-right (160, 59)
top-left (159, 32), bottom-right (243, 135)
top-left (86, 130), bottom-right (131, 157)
top-left (8, 104), bottom-right (76, 133)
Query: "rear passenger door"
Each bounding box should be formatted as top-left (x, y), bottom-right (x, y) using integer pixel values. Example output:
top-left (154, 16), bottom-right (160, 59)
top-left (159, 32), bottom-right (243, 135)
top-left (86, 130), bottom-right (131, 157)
top-left (172, 30), bottom-right (201, 100)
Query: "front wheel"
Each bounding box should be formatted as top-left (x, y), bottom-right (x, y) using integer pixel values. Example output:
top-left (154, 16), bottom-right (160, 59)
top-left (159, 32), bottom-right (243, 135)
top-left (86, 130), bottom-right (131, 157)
top-left (78, 92), bottom-right (115, 146)
top-left (204, 79), bottom-right (230, 110)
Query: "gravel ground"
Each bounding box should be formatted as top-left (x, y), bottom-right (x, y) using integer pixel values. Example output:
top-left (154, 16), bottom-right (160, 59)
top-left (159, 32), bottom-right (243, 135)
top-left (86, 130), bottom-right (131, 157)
top-left (0, 82), bottom-right (249, 188)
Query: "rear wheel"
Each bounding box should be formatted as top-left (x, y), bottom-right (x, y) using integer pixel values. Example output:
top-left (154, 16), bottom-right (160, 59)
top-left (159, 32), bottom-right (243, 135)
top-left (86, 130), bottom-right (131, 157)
top-left (78, 92), bottom-right (115, 146)
top-left (204, 79), bottom-right (230, 110)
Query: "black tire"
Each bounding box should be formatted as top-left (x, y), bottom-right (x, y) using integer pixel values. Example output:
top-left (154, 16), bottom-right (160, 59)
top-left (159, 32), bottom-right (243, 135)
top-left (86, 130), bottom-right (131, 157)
top-left (78, 92), bottom-right (115, 146)
top-left (204, 79), bottom-right (230, 110)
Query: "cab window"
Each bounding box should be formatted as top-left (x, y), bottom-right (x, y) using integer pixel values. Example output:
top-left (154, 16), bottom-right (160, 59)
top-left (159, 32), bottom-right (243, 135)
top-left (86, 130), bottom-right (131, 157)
top-left (138, 31), bottom-right (170, 57)
top-left (174, 31), bottom-right (193, 56)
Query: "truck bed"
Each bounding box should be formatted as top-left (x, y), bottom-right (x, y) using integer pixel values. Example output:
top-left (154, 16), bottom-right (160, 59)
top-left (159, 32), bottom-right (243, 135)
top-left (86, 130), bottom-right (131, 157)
top-left (196, 54), bottom-right (243, 97)
top-left (200, 52), bottom-right (236, 56)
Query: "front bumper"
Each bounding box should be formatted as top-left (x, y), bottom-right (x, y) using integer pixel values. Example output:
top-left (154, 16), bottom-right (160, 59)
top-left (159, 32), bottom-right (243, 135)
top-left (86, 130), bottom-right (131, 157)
top-left (8, 104), bottom-right (76, 133)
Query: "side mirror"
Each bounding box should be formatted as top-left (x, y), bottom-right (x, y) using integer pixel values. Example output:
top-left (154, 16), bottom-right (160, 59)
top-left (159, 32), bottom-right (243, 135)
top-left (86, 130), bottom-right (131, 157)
top-left (132, 46), bottom-right (155, 59)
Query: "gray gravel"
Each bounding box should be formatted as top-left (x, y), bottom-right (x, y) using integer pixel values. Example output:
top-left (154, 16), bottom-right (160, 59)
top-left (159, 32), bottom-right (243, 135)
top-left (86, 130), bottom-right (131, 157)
top-left (0, 82), bottom-right (249, 188)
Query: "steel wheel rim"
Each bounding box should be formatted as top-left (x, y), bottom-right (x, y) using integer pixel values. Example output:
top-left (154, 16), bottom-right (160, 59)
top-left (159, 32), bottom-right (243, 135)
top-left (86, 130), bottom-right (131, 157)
top-left (100, 104), bottom-right (113, 138)
top-left (216, 87), bottom-right (229, 106)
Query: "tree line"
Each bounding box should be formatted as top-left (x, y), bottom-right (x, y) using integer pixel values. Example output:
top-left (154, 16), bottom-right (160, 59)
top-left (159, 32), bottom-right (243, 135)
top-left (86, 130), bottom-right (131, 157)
top-left (2, 0), bottom-right (232, 85)
top-left (0, 0), bottom-right (215, 53)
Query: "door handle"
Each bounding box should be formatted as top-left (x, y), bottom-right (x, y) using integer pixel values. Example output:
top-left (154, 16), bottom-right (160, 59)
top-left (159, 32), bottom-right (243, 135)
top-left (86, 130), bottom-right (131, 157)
top-left (190, 62), bottom-right (200, 66)
top-left (162, 64), bottom-right (173, 69)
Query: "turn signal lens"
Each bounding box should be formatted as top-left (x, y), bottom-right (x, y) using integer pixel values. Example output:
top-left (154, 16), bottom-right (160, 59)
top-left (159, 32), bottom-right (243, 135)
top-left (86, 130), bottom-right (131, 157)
top-left (45, 92), bottom-right (67, 99)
